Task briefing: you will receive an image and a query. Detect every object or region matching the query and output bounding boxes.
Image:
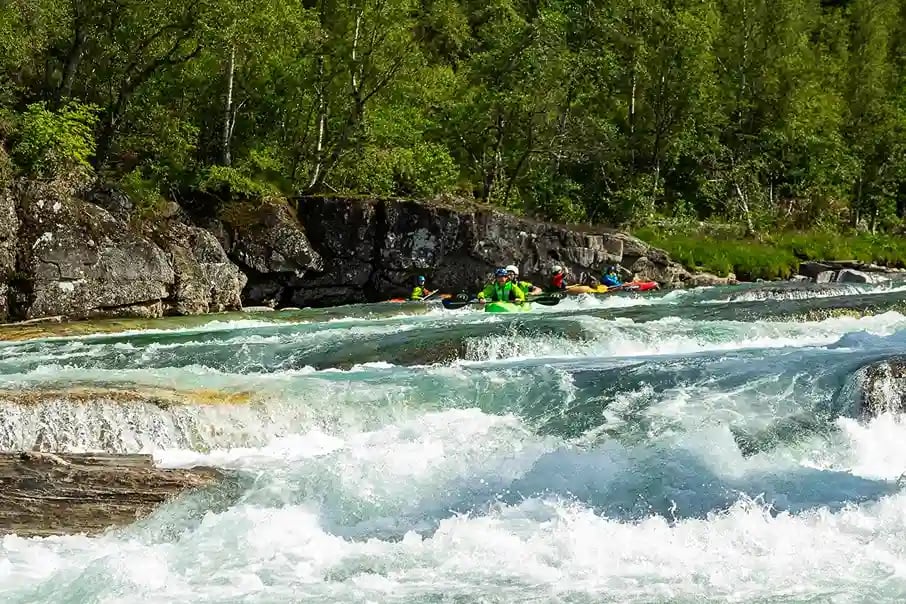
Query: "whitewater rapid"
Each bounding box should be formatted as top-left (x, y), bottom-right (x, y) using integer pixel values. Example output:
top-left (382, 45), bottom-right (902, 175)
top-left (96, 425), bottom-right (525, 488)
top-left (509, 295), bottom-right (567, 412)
top-left (3, 282), bottom-right (906, 602)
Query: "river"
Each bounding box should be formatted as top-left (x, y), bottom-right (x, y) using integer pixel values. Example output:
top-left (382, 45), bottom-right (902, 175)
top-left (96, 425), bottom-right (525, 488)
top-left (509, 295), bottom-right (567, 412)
top-left (3, 281), bottom-right (906, 602)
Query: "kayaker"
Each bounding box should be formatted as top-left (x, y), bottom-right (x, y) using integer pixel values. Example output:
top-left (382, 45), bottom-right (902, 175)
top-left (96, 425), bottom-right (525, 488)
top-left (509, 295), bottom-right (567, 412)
top-left (548, 265), bottom-right (567, 292)
top-left (410, 275), bottom-right (433, 300)
top-left (478, 268), bottom-right (526, 303)
top-left (505, 264), bottom-right (542, 295)
top-left (602, 266), bottom-right (623, 288)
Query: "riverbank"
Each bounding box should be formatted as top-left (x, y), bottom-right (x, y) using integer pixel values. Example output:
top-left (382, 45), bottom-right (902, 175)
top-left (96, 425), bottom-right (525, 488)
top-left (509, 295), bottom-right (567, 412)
top-left (634, 224), bottom-right (906, 282)
top-left (0, 178), bottom-right (693, 323)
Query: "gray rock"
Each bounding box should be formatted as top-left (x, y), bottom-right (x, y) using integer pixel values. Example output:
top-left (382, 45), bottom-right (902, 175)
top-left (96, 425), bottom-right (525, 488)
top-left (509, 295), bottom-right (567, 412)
top-left (0, 188), bottom-right (19, 319)
top-left (859, 359), bottom-right (906, 417)
top-left (687, 272), bottom-right (738, 287)
top-left (14, 182), bottom-right (174, 320)
top-left (836, 268), bottom-right (875, 284)
top-left (222, 199), bottom-right (323, 276)
top-left (798, 261), bottom-right (833, 279)
top-left (629, 256), bottom-right (691, 286)
top-left (293, 196), bottom-right (689, 304)
top-left (147, 221), bottom-right (246, 315)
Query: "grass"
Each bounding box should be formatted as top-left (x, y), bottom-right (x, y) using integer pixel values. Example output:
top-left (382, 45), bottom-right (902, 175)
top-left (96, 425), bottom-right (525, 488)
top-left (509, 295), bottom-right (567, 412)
top-left (633, 224), bottom-right (906, 281)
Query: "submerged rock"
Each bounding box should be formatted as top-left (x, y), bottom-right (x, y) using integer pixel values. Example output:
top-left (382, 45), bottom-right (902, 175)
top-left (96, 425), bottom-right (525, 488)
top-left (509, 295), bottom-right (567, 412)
top-left (837, 269), bottom-right (877, 284)
top-left (0, 384), bottom-right (255, 409)
top-left (859, 358), bottom-right (906, 417)
top-left (0, 451), bottom-right (221, 537)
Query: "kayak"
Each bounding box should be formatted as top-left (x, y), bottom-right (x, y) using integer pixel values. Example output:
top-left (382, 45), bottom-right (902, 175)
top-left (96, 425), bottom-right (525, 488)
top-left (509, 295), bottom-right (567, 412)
top-left (484, 301), bottom-right (532, 313)
top-left (386, 294), bottom-right (451, 303)
top-left (565, 281), bottom-right (659, 295)
top-left (621, 281), bottom-right (659, 292)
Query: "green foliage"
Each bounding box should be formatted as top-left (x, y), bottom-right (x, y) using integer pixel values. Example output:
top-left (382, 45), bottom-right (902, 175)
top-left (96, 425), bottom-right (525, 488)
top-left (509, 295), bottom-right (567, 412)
top-left (1, 0), bottom-right (906, 237)
top-left (11, 101), bottom-right (99, 177)
top-left (198, 165), bottom-right (278, 198)
top-left (119, 169), bottom-right (170, 220)
top-left (636, 223), bottom-right (906, 280)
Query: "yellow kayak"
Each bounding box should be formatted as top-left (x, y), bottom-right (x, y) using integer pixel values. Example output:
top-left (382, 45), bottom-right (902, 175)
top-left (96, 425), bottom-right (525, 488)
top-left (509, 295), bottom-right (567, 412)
top-left (565, 281), bottom-right (659, 295)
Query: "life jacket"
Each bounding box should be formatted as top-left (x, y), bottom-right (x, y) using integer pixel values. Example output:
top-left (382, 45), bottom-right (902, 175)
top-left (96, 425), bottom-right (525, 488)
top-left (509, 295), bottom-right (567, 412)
top-left (551, 273), bottom-right (565, 289)
top-left (490, 281), bottom-right (518, 301)
top-left (602, 274), bottom-right (622, 287)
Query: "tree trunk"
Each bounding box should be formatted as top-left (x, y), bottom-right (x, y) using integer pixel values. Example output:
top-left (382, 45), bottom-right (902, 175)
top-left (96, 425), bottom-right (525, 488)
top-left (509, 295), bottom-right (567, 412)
top-left (220, 46), bottom-right (236, 166)
top-left (57, 25), bottom-right (87, 104)
top-left (307, 55), bottom-right (327, 191)
top-left (734, 182), bottom-right (756, 236)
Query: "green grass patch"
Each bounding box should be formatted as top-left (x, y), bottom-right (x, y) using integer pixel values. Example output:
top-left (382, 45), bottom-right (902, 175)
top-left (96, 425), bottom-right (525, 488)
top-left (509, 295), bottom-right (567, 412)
top-left (633, 224), bottom-right (906, 281)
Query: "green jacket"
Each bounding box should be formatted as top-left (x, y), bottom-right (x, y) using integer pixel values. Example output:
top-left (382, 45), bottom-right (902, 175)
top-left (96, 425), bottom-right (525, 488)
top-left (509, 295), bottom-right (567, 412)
top-left (410, 286), bottom-right (431, 300)
top-left (516, 280), bottom-right (535, 291)
top-left (478, 281), bottom-right (526, 302)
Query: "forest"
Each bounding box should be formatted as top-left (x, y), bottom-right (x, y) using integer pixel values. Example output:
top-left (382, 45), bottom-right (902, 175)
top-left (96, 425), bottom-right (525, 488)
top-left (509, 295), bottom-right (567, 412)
top-left (1, 0), bottom-right (905, 258)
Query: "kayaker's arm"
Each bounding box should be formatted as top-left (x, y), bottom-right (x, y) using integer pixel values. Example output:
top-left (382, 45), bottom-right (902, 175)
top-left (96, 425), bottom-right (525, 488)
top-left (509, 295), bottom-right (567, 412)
top-left (512, 283), bottom-right (526, 302)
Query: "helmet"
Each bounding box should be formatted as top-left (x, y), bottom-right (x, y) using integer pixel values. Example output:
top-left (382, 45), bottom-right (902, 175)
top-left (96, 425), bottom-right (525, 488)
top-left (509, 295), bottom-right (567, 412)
top-left (494, 267), bottom-right (508, 277)
top-left (551, 265), bottom-right (563, 274)
top-left (416, 275), bottom-right (425, 284)
top-left (505, 264), bottom-right (519, 276)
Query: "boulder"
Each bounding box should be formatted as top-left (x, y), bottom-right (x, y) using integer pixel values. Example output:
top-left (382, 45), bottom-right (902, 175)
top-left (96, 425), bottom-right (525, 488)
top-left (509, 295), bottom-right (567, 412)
top-left (13, 182), bottom-right (174, 320)
top-left (687, 272), bottom-right (738, 287)
top-left (219, 199), bottom-right (323, 306)
top-left (836, 268), bottom-right (877, 284)
top-left (146, 220), bottom-right (246, 314)
top-left (221, 199), bottom-right (323, 275)
top-left (0, 187), bottom-right (19, 320)
top-left (816, 270), bottom-right (836, 284)
top-left (859, 358), bottom-right (906, 417)
top-left (798, 261), bottom-right (833, 279)
top-left (629, 256), bottom-right (691, 287)
top-left (0, 451), bottom-right (221, 537)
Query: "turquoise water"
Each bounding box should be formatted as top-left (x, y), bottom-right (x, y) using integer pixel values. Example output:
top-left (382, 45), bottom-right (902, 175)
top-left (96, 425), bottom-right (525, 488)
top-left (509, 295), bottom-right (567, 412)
top-left (3, 282), bottom-right (906, 602)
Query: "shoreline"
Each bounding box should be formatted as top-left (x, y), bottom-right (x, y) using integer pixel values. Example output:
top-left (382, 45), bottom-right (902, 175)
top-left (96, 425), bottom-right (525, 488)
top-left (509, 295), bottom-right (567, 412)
top-left (0, 276), bottom-right (901, 343)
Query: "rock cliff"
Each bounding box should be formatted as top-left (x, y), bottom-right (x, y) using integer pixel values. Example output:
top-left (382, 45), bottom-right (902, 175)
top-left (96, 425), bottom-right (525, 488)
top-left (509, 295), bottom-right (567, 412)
top-left (279, 196), bottom-right (690, 306)
top-left (1, 181), bottom-right (246, 321)
top-left (0, 181), bottom-right (693, 320)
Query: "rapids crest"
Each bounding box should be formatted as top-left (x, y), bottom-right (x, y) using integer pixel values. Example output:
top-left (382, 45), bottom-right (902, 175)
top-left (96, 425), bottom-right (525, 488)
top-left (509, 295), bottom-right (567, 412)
top-left (4, 281), bottom-right (906, 602)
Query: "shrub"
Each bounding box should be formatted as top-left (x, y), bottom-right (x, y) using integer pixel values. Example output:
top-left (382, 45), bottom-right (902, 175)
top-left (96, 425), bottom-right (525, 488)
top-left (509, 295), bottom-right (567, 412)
top-left (12, 101), bottom-right (99, 178)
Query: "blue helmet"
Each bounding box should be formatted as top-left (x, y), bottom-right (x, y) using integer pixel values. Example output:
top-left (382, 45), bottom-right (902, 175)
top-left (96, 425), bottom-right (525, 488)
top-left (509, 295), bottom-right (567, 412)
top-left (494, 267), bottom-right (508, 277)
top-left (417, 275), bottom-right (425, 284)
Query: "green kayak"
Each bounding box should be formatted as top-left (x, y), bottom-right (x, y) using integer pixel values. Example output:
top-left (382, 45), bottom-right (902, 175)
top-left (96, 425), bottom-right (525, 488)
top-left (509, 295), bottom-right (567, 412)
top-left (484, 301), bottom-right (532, 313)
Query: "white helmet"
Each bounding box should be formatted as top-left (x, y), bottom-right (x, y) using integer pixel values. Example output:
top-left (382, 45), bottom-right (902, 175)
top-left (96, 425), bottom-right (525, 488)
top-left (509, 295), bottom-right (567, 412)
top-left (505, 264), bottom-right (519, 276)
top-left (551, 264), bottom-right (563, 274)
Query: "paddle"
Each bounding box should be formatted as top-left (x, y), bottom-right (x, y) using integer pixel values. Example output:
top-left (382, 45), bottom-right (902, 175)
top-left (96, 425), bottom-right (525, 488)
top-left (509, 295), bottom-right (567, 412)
top-left (442, 291), bottom-right (565, 310)
top-left (441, 293), bottom-right (475, 310)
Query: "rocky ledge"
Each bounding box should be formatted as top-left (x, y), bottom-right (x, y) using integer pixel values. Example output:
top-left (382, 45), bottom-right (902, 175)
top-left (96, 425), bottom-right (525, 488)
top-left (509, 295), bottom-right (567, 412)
top-left (797, 260), bottom-right (906, 285)
top-left (0, 451), bottom-right (220, 537)
top-left (0, 179), bottom-right (697, 321)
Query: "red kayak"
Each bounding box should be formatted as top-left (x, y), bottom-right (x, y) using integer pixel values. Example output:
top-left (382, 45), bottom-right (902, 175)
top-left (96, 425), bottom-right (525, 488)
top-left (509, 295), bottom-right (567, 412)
top-left (620, 281), bottom-right (659, 292)
top-left (566, 281), bottom-right (659, 295)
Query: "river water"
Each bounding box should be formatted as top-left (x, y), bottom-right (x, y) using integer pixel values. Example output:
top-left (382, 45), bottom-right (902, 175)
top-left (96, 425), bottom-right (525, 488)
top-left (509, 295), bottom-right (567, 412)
top-left (4, 282), bottom-right (906, 602)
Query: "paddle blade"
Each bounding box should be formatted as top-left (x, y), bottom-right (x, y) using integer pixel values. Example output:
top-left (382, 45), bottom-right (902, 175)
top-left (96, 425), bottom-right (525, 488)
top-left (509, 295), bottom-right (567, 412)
top-left (528, 292), bottom-right (565, 306)
top-left (442, 294), bottom-right (477, 310)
